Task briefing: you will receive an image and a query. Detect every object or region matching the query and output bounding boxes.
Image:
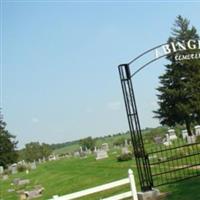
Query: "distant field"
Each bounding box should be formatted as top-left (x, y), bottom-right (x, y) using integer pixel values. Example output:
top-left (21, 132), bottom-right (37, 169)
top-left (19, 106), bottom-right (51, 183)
top-left (53, 143), bottom-right (80, 155)
top-left (53, 133), bottom-right (131, 155)
top-left (1, 151), bottom-right (200, 200)
top-left (52, 129), bottom-right (155, 155)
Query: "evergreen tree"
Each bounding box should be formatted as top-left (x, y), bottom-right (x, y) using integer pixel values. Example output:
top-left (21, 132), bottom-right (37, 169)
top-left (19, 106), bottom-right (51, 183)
top-left (154, 16), bottom-right (200, 135)
top-left (0, 111), bottom-right (18, 168)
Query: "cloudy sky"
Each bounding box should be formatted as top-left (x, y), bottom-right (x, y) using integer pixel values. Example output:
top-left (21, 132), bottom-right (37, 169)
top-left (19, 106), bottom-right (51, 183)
top-left (1, 1), bottom-right (200, 148)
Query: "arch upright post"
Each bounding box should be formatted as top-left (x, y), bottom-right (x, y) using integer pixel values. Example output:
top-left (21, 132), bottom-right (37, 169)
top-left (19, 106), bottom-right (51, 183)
top-left (118, 64), bottom-right (153, 191)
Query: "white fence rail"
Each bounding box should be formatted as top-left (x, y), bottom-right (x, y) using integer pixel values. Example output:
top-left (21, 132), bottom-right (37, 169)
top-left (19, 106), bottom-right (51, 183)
top-left (49, 169), bottom-right (138, 200)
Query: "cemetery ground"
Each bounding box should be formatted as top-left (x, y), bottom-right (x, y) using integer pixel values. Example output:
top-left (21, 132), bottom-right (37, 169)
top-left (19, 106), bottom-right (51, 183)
top-left (1, 149), bottom-right (200, 200)
top-left (1, 127), bottom-right (200, 199)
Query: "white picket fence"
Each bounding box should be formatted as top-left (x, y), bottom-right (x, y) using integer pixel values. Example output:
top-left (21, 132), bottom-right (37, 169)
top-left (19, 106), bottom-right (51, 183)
top-left (49, 169), bottom-right (138, 200)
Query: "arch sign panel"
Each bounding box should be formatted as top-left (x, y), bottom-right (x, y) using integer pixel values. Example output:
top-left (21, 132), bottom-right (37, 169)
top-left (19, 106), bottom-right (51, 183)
top-left (155, 39), bottom-right (200, 61)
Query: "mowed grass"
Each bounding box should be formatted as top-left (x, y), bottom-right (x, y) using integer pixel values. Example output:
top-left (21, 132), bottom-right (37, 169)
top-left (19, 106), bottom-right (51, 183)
top-left (0, 153), bottom-right (138, 200)
top-left (1, 152), bottom-right (200, 200)
top-left (160, 176), bottom-right (200, 200)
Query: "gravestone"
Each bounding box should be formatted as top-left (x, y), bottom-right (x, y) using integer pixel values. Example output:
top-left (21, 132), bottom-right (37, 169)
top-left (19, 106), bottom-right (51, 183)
top-left (167, 129), bottom-right (177, 140)
top-left (8, 188), bottom-right (15, 193)
top-left (187, 135), bottom-right (196, 144)
top-left (154, 136), bottom-right (163, 144)
top-left (20, 186), bottom-right (44, 200)
top-left (30, 162), bottom-right (36, 170)
top-left (195, 125), bottom-right (200, 136)
top-left (101, 143), bottom-right (109, 151)
top-left (124, 139), bottom-right (128, 146)
top-left (181, 130), bottom-right (188, 139)
top-left (11, 164), bottom-right (18, 174)
top-left (0, 166), bottom-right (4, 174)
top-left (80, 151), bottom-right (87, 158)
top-left (18, 179), bottom-right (30, 186)
top-left (163, 134), bottom-right (172, 146)
top-left (85, 149), bottom-right (92, 155)
top-left (48, 155), bottom-right (58, 161)
top-left (80, 146), bottom-right (83, 153)
top-left (13, 178), bottom-right (30, 186)
top-left (121, 147), bottom-right (130, 154)
top-left (74, 151), bottom-right (80, 157)
top-left (96, 150), bottom-right (108, 160)
top-left (13, 178), bottom-right (21, 185)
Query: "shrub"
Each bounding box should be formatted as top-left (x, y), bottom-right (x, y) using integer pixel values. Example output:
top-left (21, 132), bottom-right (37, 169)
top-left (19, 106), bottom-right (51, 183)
top-left (3, 168), bottom-right (11, 175)
top-left (17, 164), bottom-right (27, 172)
top-left (117, 153), bottom-right (133, 162)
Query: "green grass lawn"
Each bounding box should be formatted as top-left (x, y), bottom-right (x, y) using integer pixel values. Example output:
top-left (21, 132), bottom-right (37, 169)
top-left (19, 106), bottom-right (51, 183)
top-left (0, 153), bottom-right (138, 200)
top-left (160, 176), bottom-right (200, 200)
top-left (1, 152), bottom-right (199, 200)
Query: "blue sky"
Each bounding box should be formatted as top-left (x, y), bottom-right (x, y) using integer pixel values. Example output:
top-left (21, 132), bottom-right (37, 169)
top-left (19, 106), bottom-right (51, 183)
top-left (1, 1), bottom-right (200, 148)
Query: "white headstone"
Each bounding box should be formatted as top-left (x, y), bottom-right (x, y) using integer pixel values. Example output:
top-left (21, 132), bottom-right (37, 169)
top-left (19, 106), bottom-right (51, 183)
top-left (0, 166), bottom-right (4, 174)
top-left (96, 150), bottom-right (108, 160)
top-left (11, 165), bottom-right (17, 174)
top-left (101, 143), bottom-right (109, 151)
top-left (167, 129), bottom-right (177, 140)
top-left (163, 134), bottom-right (172, 146)
top-left (49, 155), bottom-right (57, 161)
top-left (195, 125), bottom-right (200, 136)
top-left (181, 130), bottom-right (188, 139)
top-left (30, 162), bottom-right (36, 170)
top-left (13, 178), bottom-right (30, 186)
top-left (80, 146), bottom-right (83, 153)
top-left (124, 139), bottom-right (128, 146)
top-left (121, 147), bottom-right (130, 154)
top-left (74, 151), bottom-right (80, 157)
top-left (187, 135), bottom-right (196, 144)
top-left (86, 149), bottom-right (92, 155)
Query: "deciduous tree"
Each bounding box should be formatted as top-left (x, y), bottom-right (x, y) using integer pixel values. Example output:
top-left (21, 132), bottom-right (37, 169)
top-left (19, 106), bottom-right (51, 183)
top-left (0, 111), bottom-right (18, 168)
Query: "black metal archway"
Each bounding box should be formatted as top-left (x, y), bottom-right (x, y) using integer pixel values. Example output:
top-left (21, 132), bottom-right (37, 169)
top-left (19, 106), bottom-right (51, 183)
top-left (118, 43), bottom-right (200, 191)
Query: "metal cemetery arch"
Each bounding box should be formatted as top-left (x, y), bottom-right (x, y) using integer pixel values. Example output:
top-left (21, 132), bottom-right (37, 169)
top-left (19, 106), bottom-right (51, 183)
top-left (118, 42), bottom-right (200, 191)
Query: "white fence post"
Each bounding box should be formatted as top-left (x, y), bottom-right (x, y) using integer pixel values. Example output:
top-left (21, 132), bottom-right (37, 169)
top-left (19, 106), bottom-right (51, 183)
top-left (128, 169), bottom-right (138, 200)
